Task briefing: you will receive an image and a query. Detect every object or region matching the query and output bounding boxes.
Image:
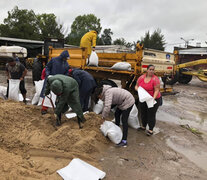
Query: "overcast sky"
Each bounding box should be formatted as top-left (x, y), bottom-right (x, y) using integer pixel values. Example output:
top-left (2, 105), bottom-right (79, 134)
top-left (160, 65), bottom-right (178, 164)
top-left (0, 0), bottom-right (207, 52)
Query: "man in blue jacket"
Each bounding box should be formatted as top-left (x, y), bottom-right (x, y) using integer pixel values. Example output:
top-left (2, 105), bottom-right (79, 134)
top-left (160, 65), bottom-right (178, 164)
top-left (41, 50), bottom-right (70, 114)
top-left (69, 68), bottom-right (97, 112)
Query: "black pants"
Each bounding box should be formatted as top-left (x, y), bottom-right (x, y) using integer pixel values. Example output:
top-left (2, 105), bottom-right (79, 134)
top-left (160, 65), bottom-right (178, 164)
top-left (80, 88), bottom-right (93, 112)
top-left (6, 80), bottom-right (27, 98)
top-left (139, 97), bottom-right (161, 131)
top-left (115, 105), bottom-right (133, 141)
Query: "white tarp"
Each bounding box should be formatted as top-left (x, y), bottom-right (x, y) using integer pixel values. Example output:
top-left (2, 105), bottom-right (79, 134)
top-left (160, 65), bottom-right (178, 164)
top-left (138, 86), bottom-right (156, 108)
top-left (65, 111), bottom-right (88, 119)
top-left (57, 158), bottom-right (106, 180)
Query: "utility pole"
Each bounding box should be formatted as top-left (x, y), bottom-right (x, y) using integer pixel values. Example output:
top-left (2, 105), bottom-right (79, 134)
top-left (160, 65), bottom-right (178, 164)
top-left (180, 37), bottom-right (194, 48)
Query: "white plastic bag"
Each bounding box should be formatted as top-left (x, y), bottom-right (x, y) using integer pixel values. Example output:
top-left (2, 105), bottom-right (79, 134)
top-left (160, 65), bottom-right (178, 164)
top-left (57, 158), bottom-right (106, 180)
top-left (32, 80), bottom-right (44, 105)
top-left (93, 99), bottom-right (104, 114)
top-left (88, 51), bottom-right (98, 66)
top-left (43, 92), bottom-right (57, 108)
top-left (100, 121), bottom-right (123, 144)
top-left (8, 79), bottom-right (20, 101)
top-left (111, 62), bottom-right (131, 71)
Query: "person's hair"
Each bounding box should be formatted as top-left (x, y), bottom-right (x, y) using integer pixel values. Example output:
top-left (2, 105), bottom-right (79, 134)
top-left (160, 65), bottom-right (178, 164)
top-left (147, 64), bottom-right (155, 70)
top-left (7, 57), bottom-right (15, 63)
top-left (92, 86), bottom-right (103, 104)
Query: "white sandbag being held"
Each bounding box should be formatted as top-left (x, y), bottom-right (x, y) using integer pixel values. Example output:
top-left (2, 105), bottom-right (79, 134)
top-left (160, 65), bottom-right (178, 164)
top-left (93, 99), bottom-right (104, 114)
top-left (32, 80), bottom-right (44, 105)
top-left (88, 51), bottom-right (99, 66)
top-left (8, 79), bottom-right (20, 101)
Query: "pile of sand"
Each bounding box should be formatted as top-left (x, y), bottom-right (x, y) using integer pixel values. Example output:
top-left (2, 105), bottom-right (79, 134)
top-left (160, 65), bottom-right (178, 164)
top-left (0, 98), bottom-right (109, 179)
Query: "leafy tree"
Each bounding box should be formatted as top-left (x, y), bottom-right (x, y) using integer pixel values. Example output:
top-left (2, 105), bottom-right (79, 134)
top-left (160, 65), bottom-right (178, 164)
top-left (101, 28), bottom-right (113, 45)
top-left (37, 13), bottom-right (64, 40)
top-left (0, 6), bottom-right (65, 40)
top-left (113, 38), bottom-right (127, 46)
top-left (0, 6), bottom-right (39, 39)
top-left (65, 14), bottom-right (102, 46)
top-left (140, 29), bottom-right (165, 50)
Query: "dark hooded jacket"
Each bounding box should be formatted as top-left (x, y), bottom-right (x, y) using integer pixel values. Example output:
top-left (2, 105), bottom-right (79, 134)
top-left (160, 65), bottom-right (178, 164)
top-left (45, 74), bottom-right (84, 119)
top-left (72, 69), bottom-right (97, 95)
top-left (45, 50), bottom-right (70, 76)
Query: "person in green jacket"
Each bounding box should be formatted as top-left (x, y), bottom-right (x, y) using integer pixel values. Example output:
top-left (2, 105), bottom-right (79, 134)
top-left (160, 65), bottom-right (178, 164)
top-left (45, 74), bottom-right (85, 128)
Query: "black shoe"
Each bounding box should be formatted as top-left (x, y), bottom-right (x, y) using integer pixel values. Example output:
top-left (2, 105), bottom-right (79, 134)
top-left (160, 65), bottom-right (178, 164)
top-left (23, 99), bottom-right (27, 104)
top-left (41, 110), bottom-right (47, 115)
top-left (146, 130), bottom-right (153, 136)
top-left (116, 141), bottom-right (127, 147)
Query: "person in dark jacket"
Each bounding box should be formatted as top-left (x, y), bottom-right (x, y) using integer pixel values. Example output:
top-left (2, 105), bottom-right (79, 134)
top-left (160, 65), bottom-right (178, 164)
top-left (69, 68), bottom-right (97, 112)
top-left (45, 50), bottom-right (70, 76)
top-left (45, 74), bottom-right (85, 128)
top-left (40, 50), bottom-right (70, 114)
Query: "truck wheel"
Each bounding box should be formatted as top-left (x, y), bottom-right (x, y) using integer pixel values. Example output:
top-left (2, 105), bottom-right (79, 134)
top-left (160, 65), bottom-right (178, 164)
top-left (178, 68), bottom-right (192, 84)
top-left (32, 58), bottom-right (43, 84)
top-left (161, 73), bottom-right (178, 85)
top-left (99, 79), bottom-right (118, 87)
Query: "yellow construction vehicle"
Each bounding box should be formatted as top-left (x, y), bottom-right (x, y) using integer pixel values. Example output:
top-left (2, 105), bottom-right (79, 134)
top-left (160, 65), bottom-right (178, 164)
top-left (163, 50), bottom-right (207, 85)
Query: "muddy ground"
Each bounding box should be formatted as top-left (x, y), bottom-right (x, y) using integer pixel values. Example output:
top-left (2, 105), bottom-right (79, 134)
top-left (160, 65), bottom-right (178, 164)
top-left (0, 70), bottom-right (207, 180)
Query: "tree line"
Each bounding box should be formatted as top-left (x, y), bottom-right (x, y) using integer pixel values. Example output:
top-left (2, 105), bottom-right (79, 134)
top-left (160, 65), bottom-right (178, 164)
top-left (0, 6), bottom-right (165, 51)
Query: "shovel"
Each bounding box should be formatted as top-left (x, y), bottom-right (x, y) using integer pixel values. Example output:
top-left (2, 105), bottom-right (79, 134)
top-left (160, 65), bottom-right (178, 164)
top-left (46, 94), bottom-right (61, 126)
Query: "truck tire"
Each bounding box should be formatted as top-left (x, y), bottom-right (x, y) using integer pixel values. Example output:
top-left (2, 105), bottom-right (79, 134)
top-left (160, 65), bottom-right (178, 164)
top-left (32, 58), bottom-right (43, 84)
top-left (161, 73), bottom-right (178, 85)
top-left (178, 68), bottom-right (192, 84)
top-left (99, 79), bottom-right (118, 87)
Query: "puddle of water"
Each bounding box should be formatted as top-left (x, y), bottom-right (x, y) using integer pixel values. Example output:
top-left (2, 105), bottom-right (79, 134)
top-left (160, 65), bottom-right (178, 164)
top-left (166, 138), bottom-right (207, 172)
top-left (157, 110), bottom-right (207, 132)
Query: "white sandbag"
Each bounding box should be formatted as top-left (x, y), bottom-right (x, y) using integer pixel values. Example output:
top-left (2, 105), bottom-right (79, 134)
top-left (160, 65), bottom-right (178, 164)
top-left (32, 80), bottom-right (44, 105)
top-left (8, 79), bottom-right (20, 101)
top-left (88, 51), bottom-right (98, 66)
top-left (111, 62), bottom-right (131, 71)
top-left (138, 86), bottom-right (156, 108)
top-left (0, 86), bottom-right (7, 96)
top-left (19, 94), bottom-right (30, 102)
top-left (93, 99), bottom-right (104, 114)
top-left (100, 121), bottom-right (122, 144)
top-left (128, 104), bottom-right (140, 129)
top-left (42, 92), bottom-right (57, 108)
top-left (111, 105), bottom-right (140, 129)
top-left (57, 158), bottom-right (106, 180)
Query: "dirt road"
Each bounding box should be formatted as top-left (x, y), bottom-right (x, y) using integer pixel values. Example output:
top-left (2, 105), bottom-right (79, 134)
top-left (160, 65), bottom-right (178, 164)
top-left (0, 71), bottom-right (207, 180)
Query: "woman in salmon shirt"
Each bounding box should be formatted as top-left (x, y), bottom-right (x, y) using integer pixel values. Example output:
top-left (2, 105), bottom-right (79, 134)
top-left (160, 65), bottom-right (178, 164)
top-left (135, 64), bottom-right (162, 136)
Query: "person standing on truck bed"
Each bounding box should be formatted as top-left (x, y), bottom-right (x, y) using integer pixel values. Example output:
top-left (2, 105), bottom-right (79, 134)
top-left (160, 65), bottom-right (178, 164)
top-left (69, 68), bottom-right (97, 112)
top-left (80, 30), bottom-right (97, 58)
top-left (135, 64), bottom-right (162, 136)
top-left (94, 85), bottom-right (135, 147)
top-left (40, 50), bottom-right (70, 115)
top-left (6, 57), bottom-right (27, 103)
